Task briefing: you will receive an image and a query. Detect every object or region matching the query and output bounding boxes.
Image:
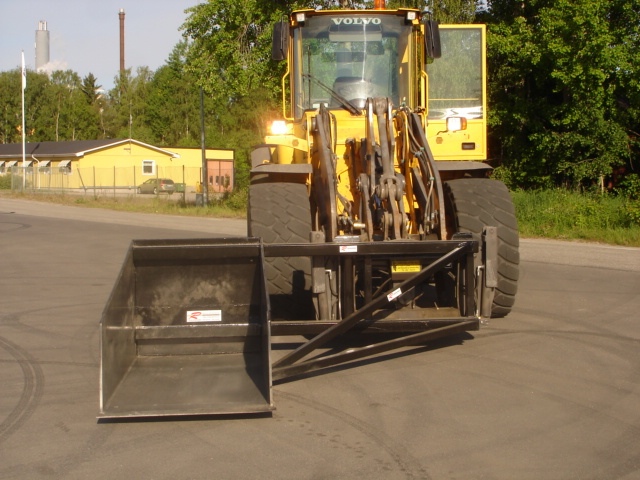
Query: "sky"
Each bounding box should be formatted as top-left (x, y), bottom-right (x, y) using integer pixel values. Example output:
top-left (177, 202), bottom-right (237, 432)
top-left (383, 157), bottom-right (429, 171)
top-left (0, 0), bottom-right (199, 91)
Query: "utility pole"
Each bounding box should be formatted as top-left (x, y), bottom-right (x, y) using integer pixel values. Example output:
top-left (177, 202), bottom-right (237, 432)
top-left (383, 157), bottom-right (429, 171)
top-left (200, 87), bottom-right (209, 206)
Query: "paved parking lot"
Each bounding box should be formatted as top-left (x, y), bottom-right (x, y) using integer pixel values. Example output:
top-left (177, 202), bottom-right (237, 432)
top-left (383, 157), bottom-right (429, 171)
top-left (1, 197), bottom-right (640, 480)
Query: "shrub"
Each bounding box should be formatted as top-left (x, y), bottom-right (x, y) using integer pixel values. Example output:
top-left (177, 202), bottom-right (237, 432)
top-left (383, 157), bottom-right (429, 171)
top-left (616, 173), bottom-right (640, 200)
top-left (212, 187), bottom-right (247, 212)
top-left (0, 175), bottom-right (12, 189)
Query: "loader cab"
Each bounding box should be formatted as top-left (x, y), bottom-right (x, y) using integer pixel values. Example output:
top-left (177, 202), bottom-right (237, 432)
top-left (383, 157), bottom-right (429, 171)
top-left (278, 9), bottom-right (423, 118)
top-left (271, 10), bottom-right (487, 161)
top-left (425, 25), bottom-right (487, 161)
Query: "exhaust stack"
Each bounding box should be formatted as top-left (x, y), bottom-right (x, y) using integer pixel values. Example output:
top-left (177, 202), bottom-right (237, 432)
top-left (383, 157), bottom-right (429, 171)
top-left (119, 9), bottom-right (125, 73)
top-left (35, 21), bottom-right (50, 72)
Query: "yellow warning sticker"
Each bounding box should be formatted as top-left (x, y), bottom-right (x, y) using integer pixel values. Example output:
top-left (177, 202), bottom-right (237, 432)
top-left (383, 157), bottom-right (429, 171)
top-left (391, 261), bottom-right (421, 273)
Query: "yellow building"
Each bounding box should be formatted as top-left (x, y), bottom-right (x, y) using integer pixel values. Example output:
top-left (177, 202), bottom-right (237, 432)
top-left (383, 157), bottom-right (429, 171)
top-left (0, 139), bottom-right (234, 193)
top-left (169, 147), bottom-right (235, 193)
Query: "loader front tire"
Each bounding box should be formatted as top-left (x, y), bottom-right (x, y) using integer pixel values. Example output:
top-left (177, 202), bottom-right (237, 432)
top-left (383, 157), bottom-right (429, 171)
top-left (444, 178), bottom-right (519, 317)
top-left (248, 182), bottom-right (314, 320)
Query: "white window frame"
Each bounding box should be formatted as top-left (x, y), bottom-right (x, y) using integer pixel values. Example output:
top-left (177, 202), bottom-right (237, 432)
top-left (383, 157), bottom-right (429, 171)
top-left (23, 160), bottom-right (34, 174)
top-left (39, 160), bottom-right (51, 174)
top-left (59, 160), bottom-right (72, 174)
top-left (142, 160), bottom-right (156, 176)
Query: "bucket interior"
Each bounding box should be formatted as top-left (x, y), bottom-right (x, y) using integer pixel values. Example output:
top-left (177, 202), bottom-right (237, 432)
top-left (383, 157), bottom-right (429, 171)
top-left (99, 238), bottom-right (273, 418)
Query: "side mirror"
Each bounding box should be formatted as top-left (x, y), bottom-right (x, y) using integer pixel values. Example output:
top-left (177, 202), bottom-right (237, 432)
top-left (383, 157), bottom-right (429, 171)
top-left (424, 21), bottom-right (442, 60)
top-left (272, 21), bottom-right (290, 61)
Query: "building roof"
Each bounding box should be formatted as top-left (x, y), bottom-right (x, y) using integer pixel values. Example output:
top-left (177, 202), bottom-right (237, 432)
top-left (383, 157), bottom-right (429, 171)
top-left (0, 139), bottom-right (180, 159)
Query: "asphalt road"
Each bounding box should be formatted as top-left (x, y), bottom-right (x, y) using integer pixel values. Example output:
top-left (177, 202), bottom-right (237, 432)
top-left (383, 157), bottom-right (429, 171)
top-left (1, 196), bottom-right (640, 480)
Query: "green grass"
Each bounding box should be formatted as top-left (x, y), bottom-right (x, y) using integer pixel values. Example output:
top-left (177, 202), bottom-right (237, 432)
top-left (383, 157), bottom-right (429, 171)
top-left (3, 188), bottom-right (640, 247)
top-left (1, 189), bottom-right (248, 219)
top-left (512, 189), bottom-right (640, 246)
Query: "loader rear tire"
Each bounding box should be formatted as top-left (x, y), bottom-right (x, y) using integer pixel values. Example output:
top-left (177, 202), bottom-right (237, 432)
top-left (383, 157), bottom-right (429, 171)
top-left (248, 182), bottom-right (313, 320)
top-left (443, 178), bottom-right (519, 317)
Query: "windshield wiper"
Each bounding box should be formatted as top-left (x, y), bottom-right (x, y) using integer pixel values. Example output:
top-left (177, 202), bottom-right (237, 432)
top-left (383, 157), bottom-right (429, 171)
top-left (303, 74), bottom-right (363, 116)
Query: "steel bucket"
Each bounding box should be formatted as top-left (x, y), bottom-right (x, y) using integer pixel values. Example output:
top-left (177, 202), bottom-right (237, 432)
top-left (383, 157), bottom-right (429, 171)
top-left (99, 238), bottom-right (273, 418)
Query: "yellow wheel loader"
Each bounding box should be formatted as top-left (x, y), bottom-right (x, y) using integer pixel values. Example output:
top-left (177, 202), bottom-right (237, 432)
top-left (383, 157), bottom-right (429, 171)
top-left (100, 2), bottom-right (519, 418)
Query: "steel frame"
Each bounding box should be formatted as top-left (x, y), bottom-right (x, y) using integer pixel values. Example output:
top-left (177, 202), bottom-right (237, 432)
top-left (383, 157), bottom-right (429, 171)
top-left (263, 236), bottom-right (481, 380)
top-left (99, 236), bottom-right (482, 417)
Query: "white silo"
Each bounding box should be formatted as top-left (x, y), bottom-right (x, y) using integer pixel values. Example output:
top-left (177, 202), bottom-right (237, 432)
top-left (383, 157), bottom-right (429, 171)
top-left (35, 21), bottom-right (50, 72)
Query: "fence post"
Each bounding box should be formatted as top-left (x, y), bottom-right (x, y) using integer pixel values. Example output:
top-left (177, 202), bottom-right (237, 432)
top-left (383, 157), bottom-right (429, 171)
top-left (93, 166), bottom-right (97, 199)
top-left (200, 87), bottom-right (209, 206)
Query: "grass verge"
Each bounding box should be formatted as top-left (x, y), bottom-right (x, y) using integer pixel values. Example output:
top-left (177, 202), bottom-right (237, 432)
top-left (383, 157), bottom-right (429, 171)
top-left (512, 189), bottom-right (640, 247)
top-left (2, 188), bottom-right (640, 247)
top-left (0, 189), bottom-right (247, 219)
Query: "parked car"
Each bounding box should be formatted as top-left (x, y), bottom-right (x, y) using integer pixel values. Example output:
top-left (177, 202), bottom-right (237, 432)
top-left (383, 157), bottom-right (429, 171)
top-left (137, 178), bottom-right (176, 195)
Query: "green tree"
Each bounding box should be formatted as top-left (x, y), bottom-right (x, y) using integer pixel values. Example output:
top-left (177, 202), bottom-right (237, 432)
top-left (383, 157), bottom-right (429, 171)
top-left (147, 42), bottom-right (202, 146)
top-left (0, 68), bottom-right (100, 143)
top-left (108, 67), bottom-right (155, 141)
top-left (487, 0), bottom-right (636, 188)
top-left (430, 0), bottom-right (476, 23)
top-left (47, 70), bottom-right (80, 141)
top-left (46, 70), bottom-right (100, 141)
top-left (609, 0), bottom-right (640, 177)
top-left (183, 1), bottom-right (282, 105)
top-left (181, 0), bottom-right (395, 187)
top-left (81, 73), bottom-right (101, 104)
top-left (180, 0), bottom-right (310, 188)
top-left (0, 69), bottom-right (28, 144)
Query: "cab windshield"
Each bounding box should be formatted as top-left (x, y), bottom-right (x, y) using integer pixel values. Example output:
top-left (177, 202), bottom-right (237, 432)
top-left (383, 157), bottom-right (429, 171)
top-left (292, 14), bottom-right (412, 117)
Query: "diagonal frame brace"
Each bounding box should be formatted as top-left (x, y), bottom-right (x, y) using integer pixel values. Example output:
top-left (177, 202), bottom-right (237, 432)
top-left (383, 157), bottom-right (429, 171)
top-left (272, 319), bottom-right (476, 380)
top-left (272, 242), bottom-right (474, 371)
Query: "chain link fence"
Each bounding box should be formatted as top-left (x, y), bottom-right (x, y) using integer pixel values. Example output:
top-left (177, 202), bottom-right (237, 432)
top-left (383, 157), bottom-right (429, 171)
top-left (2, 165), bottom-right (233, 202)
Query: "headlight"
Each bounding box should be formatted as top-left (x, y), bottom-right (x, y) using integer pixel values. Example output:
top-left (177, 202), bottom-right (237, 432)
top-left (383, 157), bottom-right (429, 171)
top-left (270, 120), bottom-right (289, 135)
top-left (446, 116), bottom-right (467, 132)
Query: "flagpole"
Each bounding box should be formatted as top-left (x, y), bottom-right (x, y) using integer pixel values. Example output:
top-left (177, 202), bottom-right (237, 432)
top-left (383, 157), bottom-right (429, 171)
top-left (21, 51), bottom-right (26, 166)
top-left (21, 51), bottom-right (27, 189)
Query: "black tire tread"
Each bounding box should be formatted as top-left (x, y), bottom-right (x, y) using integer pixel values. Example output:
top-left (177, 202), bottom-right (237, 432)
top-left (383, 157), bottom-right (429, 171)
top-left (248, 183), bottom-right (313, 319)
top-left (444, 178), bottom-right (520, 317)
